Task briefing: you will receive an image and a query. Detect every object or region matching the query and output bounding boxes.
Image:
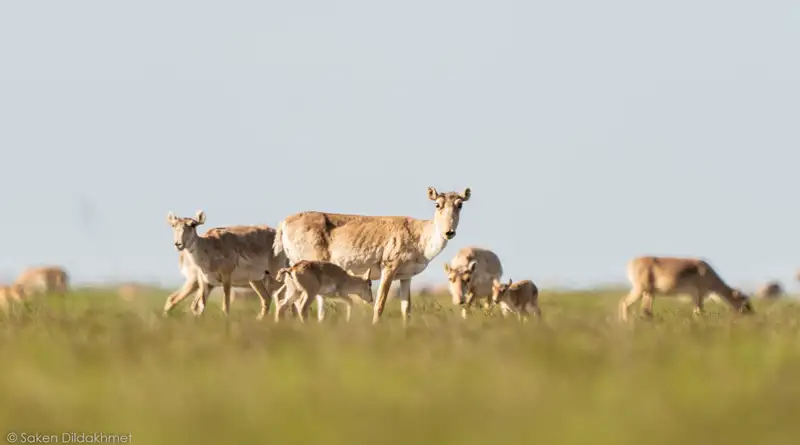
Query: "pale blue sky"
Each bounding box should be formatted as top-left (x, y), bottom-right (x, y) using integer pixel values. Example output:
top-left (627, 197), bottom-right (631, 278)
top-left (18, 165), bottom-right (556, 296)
top-left (1, 1), bottom-right (798, 290)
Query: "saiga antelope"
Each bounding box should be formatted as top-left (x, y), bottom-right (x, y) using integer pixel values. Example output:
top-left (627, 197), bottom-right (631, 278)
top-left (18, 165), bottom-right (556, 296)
top-left (274, 186), bottom-right (470, 324)
top-left (755, 281), bottom-right (783, 299)
top-left (444, 246), bottom-right (503, 318)
top-left (619, 256), bottom-right (753, 321)
top-left (490, 278), bottom-right (541, 319)
top-left (0, 284), bottom-right (25, 312)
top-left (273, 260), bottom-right (373, 323)
top-left (166, 210), bottom-right (286, 319)
top-left (13, 266), bottom-right (69, 297)
top-left (163, 250), bottom-right (297, 318)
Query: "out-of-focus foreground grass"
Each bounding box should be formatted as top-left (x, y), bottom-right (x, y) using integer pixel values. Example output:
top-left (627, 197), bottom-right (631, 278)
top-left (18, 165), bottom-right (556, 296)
top-left (1, 289), bottom-right (800, 445)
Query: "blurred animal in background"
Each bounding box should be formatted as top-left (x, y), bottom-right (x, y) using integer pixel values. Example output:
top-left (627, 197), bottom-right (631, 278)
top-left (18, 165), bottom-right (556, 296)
top-left (0, 284), bottom-right (26, 312)
top-left (229, 287), bottom-right (259, 303)
top-left (444, 246), bottom-right (504, 319)
top-left (755, 281), bottom-right (784, 299)
top-left (619, 256), bottom-right (753, 322)
top-left (117, 283), bottom-right (145, 302)
top-left (116, 282), bottom-right (162, 302)
top-left (13, 265), bottom-right (69, 297)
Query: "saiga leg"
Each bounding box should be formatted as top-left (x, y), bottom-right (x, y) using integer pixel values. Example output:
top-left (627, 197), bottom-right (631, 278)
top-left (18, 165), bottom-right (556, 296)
top-left (193, 281), bottom-right (212, 316)
top-left (397, 279), bottom-right (412, 325)
top-left (274, 283), bottom-right (302, 323)
top-left (372, 266), bottom-right (398, 324)
top-left (272, 279), bottom-right (301, 318)
top-left (189, 281), bottom-right (215, 315)
top-left (250, 279), bottom-right (271, 320)
top-left (619, 287), bottom-right (644, 322)
top-left (640, 291), bottom-right (654, 318)
top-left (316, 295), bottom-right (326, 322)
top-left (163, 278), bottom-right (199, 315)
top-left (692, 289), bottom-right (706, 316)
top-left (221, 280), bottom-right (232, 315)
top-left (461, 289), bottom-right (475, 319)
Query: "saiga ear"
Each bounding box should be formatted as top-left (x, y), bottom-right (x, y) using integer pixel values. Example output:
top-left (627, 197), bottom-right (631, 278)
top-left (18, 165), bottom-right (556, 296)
top-left (467, 260), bottom-right (477, 273)
top-left (167, 211), bottom-right (176, 226)
top-left (507, 278), bottom-right (512, 286)
top-left (194, 210), bottom-right (206, 225)
top-left (461, 188), bottom-right (471, 201)
top-left (443, 263), bottom-right (451, 273)
top-left (427, 187), bottom-right (439, 201)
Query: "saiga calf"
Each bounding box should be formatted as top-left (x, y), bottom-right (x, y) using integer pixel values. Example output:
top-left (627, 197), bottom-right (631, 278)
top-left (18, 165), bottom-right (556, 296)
top-left (273, 260), bottom-right (373, 323)
top-left (491, 278), bottom-right (541, 320)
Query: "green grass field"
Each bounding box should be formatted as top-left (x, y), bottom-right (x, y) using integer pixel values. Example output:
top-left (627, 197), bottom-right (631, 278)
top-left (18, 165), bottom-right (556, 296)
top-left (2, 289), bottom-right (800, 445)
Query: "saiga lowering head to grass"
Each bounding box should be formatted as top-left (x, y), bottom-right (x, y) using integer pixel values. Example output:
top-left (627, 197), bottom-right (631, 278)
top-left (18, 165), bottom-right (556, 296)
top-left (274, 186), bottom-right (471, 324)
top-left (166, 210), bottom-right (285, 319)
top-left (444, 246), bottom-right (504, 319)
top-left (619, 256), bottom-right (753, 322)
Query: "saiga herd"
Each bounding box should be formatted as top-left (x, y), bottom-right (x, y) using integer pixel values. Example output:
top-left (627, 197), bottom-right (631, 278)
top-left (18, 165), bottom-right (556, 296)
top-left (0, 186), bottom-right (776, 322)
top-left (162, 186), bottom-right (758, 324)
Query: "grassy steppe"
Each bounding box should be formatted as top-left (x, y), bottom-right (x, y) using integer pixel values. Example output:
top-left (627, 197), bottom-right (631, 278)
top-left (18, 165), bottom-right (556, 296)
top-left (1, 289), bottom-right (799, 445)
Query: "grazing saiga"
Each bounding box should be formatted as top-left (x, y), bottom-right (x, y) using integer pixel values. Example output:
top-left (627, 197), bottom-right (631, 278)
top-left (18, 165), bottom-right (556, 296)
top-left (444, 246), bottom-right (503, 318)
top-left (619, 256), bottom-right (753, 321)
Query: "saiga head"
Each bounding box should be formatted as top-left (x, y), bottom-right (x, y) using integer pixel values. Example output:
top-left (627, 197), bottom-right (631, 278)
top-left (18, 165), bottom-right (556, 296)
top-left (444, 260), bottom-right (476, 305)
top-left (346, 268), bottom-right (374, 304)
top-left (427, 186), bottom-right (470, 241)
top-left (730, 288), bottom-right (754, 314)
top-left (166, 210), bottom-right (206, 251)
top-left (491, 278), bottom-right (513, 304)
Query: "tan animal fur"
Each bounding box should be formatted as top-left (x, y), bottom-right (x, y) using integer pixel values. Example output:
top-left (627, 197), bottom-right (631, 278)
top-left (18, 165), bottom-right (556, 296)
top-left (13, 266), bottom-right (69, 297)
top-left (619, 256), bottom-right (753, 322)
top-left (274, 186), bottom-right (471, 324)
top-left (166, 210), bottom-right (287, 319)
top-left (0, 284), bottom-right (26, 312)
top-left (444, 246), bottom-right (503, 318)
top-left (755, 281), bottom-right (783, 299)
top-left (117, 283), bottom-right (147, 302)
top-left (228, 287), bottom-right (258, 303)
top-left (491, 278), bottom-right (541, 319)
top-left (162, 250), bottom-right (291, 316)
top-left (273, 260), bottom-right (373, 323)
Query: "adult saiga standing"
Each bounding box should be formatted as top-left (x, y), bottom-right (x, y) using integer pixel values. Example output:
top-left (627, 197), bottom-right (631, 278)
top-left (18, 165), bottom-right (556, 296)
top-left (274, 186), bottom-right (471, 324)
